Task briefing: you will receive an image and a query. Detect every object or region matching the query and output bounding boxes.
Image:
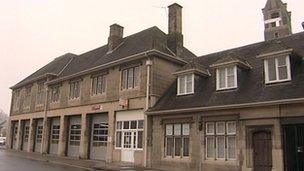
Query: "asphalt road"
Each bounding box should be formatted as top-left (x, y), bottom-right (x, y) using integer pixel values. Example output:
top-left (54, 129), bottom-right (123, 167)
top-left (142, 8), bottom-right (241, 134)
top-left (0, 149), bottom-right (89, 171)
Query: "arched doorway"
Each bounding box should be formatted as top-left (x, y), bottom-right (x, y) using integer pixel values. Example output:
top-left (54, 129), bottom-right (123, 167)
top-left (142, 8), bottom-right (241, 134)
top-left (253, 131), bottom-right (272, 171)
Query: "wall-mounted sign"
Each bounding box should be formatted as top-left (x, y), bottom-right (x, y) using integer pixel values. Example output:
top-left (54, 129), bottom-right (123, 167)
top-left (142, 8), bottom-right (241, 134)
top-left (91, 104), bottom-right (102, 111)
top-left (119, 98), bottom-right (129, 108)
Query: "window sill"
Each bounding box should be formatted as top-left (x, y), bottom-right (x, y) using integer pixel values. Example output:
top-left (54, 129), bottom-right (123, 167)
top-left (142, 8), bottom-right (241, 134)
top-left (120, 87), bottom-right (140, 92)
top-left (68, 98), bottom-right (80, 101)
top-left (203, 159), bottom-right (238, 165)
top-left (265, 79), bottom-right (291, 85)
top-left (177, 92), bottom-right (194, 96)
top-left (50, 101), bottom-right (60, 104)
top-left (162, 156), bottom-right (190, 162)
top-left (91, 93), bottom-right (106, 98)
top-left (216, 87), bottom-right (238, 92)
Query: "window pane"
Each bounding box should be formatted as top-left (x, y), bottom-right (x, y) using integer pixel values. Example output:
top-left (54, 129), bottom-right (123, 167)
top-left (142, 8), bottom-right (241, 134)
top-left (138, 120), bottom-right (144, 129)
top-left (130, 121), bottom-right (137, 129)
top-left (227, 122), bottom-right (236, 134)
top-left (219, 68), bottom-right (226, 88)
top-left (278, 66), bottom-right (288, 80)
top-left (183, 137), bottom-right (190, 157)
top-left (227, 136), bottom-right (236, 159)
top-left (122, 70), bottom-right (128, 89)
top-left (175, 137), bottom-right (182, 156)
top-left (206, 123), bottom-right (214, 135)
top-left (123, 121), bottom-right (129, 129)
top-left (134, 67), bottom-right (140, 87)
top-left (217, 136), bottom-right (225, 159)
top-left (117, 121), bottom-right (122, 130)
top-left (179, 76), bottom-right (185, 94)
top-left (186, 74), bottom-right (193, 93)
top-left (166, 124), bottom-right (173, 136)
top-left (267, 58), bottom-right (276, 81)
top-left (116, 131), bottom-right (122, 147)
top-left (174, 124), bottom-right (181, 136)
top-left (277, 56), bottom-right (286, 66)
top-left (182, 124), bottom-right (190, 135)
top-left (127, 68), bottom-right (134, 88)
top-left (216, 122), bottom-right (225, 135)
top-left (166, 137), bottom-right (173, 156)
top-left (206, 137), bottom-right (215, 158)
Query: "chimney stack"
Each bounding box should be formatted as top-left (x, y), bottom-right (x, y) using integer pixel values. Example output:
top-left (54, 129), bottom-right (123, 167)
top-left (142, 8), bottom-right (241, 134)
top-left (167, 3), bottom-right (183, 57)
top-left (108, 24), bottom-right (124, 52)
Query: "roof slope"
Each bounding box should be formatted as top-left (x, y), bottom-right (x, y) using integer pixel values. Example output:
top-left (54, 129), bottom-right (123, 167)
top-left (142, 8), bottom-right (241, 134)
top-left (12, 26), bottom-right (196, 88)
top-left (12, 53), bottom-right (76, 88)
top-left (149, 31), bottom-right (304, 113)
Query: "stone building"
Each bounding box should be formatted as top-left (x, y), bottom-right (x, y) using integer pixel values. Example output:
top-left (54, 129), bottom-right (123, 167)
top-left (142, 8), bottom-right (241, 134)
top-left (7, 0), bottom-right (304, 171)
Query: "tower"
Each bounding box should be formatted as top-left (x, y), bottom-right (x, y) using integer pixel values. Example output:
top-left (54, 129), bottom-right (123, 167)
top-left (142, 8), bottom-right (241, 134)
top-left (262, 0), bottom-right (292, 41)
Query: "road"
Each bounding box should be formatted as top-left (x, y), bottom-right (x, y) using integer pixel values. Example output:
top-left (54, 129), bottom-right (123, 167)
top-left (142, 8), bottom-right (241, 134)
top-left (0, 149), bottom-right (89, 171)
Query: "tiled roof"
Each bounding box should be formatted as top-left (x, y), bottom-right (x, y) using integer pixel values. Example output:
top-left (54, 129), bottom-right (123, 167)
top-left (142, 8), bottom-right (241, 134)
top-left (148, 31), bottom-right (304, 113)
top-left (12, 53), bottom-right (77, 89)
top-left (12, 26), bottom-right (197, 88)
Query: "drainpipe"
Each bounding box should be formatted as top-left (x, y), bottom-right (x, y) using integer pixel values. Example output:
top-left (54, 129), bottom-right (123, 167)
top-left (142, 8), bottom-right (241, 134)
top-left (144, 57), bottom-right (152, 167)
top-left (41, 80), bottom-right (49, 154)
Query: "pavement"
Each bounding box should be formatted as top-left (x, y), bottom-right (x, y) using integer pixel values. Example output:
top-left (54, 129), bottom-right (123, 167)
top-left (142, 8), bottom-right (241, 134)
top-left (0, 147), bottom-right (162, 171)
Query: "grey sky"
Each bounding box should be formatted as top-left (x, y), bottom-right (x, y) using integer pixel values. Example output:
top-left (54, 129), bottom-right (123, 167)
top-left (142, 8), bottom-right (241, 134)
top-left (0, 0), bottom-right (303, 114)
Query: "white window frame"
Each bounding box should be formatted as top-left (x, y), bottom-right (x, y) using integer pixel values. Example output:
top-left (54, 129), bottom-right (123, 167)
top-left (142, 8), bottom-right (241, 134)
top-left (36, 83), bottom-right (45, 106)
top-left (205, 121), bottom-right (237, 161)
top-left (216, 65), bottom-right (238, 90)
top-left (69, 81), bottom-right (81, 100)
top-left (264, 56), bottom-right (291, 84)
top-left (115, 120), bottom-right (144, 150)
top-left (50, 86), bottom-right (60, 103)
top-left (91, 75), bottom-right (106, 96)
top-left (177, 74), bottom-right (194, 95)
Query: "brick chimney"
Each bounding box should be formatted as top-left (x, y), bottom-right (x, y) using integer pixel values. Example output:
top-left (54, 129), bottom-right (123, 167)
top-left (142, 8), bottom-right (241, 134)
top-left (167, 3), bottom-right (183, 57)
top-left (108, 24), bottom-right (124, 52)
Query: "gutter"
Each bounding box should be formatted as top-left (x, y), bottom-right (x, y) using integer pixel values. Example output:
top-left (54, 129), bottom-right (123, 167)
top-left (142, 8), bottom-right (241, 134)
top-left (146, 98), bottom-right (304, 115)
top-left (10, 73), bottom-right (57, 89)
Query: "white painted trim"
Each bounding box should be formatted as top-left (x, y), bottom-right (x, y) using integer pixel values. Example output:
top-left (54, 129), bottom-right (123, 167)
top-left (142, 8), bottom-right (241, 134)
top-left (264, 55), bottom-right (291, 84)
top-left (177, 74), bottom-right (194, 96)
top-left (264, 17), bottom-right (281, 24)
top-left (216, 65), bottom-right (238, 91)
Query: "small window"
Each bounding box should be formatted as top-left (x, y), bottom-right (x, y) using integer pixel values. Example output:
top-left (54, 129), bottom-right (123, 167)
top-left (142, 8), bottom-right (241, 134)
top-left (216, 66), bottom-right (237, 90)
top-left (177, 74), bottom-right (194, 95)
top-left (50, 86), bottom-right (60, 103)
top-left (270, 12), bottom-right (280, 19)
top-left (24, 87), bottom-right (32, 109)
top-left (13, 90), bottom-right (21, 111)
top-left (69, 124), bottom-right (81, 146)
top-left (91, 75), bottom-right (106, 95)
top-left (264, 56), bottom-right (291, 84)
top-left (205, 121), bottom-right (237, 160)
top-left (36, 83), bottom-right (45, 105)
top-left (121, 66), bottom-right (140, 90)
top-left (274, 32), bottom-right (279, 38)
top-left (165, 123), bottom-right (190, 158)
top-left (69, 81), bottom-right (80, 99)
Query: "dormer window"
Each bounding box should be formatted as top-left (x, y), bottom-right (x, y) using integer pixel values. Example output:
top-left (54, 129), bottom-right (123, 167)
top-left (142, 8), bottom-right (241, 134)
top-left (216, 66), bottom-right (237, 90)
top-left (264, 56), bottom-right (291, 84)
top-left (177, 74), bottom-right (194, 95)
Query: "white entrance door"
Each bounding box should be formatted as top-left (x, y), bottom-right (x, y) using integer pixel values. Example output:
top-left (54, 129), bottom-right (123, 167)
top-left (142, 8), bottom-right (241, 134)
top-left (121, 131), bottom-right (134, 162)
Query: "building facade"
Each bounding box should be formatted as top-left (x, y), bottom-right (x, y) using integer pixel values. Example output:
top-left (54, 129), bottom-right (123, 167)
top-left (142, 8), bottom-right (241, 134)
top-left (7, 1), bottom-right (304, 171)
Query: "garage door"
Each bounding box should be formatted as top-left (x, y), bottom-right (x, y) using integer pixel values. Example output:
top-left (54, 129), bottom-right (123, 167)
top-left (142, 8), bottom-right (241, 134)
top-left (67, 116), bottom-right (81, 157)
top-left (34, 119), bottom-right (43, 153)
top-left (90, 114), bottom-right (108, 160)
top-left (49, 117), bottom-right (60, 155)
top-left (22, 120), bottom-right (30, 151)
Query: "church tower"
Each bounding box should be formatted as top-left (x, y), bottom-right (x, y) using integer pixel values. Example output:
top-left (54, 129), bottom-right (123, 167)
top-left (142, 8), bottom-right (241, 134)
top-left (262, 0), bottom-right (292, 40)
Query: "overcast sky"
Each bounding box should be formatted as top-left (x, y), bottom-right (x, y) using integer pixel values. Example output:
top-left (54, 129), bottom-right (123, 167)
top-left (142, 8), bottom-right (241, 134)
top-left (0, 0), bottom-right (303, 114)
